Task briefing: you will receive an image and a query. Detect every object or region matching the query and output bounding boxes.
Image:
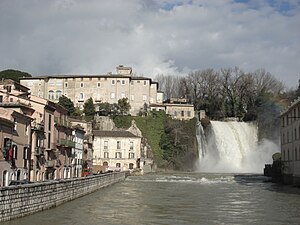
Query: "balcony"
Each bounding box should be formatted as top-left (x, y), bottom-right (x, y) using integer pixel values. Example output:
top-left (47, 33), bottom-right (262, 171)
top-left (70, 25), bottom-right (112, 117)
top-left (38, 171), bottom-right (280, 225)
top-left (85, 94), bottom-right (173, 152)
top-left (60, 139), bottom-right (75, 148)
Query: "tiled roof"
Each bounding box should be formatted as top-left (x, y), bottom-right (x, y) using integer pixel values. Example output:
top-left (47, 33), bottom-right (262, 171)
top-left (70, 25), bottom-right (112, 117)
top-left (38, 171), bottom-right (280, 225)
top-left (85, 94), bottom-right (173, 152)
top-left (92, 130), bottom-right (139, 138)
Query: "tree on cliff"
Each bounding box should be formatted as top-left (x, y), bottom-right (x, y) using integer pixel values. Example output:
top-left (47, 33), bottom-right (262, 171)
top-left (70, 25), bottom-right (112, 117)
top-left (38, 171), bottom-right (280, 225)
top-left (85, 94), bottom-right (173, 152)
top-left (0, 69), bottom-right (32, 82)
top-left (118, 98), bottom-right (131, 115)
top-left (83, 97), bottom-right (95, 121)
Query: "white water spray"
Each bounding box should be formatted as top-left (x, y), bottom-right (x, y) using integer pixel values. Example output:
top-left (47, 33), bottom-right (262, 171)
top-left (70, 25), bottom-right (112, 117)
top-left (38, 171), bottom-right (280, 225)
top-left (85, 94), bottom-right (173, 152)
top-left (197, 121), bottom-right (279, 173)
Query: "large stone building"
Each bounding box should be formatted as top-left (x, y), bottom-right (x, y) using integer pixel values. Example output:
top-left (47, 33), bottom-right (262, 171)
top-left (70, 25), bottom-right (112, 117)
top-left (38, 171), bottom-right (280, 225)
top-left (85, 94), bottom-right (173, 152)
top-left (20, 65), bottom-right (159, 115)
top-left (280, 97), bottom-right (300, 185)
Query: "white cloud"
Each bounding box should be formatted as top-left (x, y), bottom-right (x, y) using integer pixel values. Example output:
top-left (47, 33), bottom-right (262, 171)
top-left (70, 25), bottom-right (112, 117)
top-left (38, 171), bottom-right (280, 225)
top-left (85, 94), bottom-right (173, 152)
top-left (0, 0), bottom-right (299, 87)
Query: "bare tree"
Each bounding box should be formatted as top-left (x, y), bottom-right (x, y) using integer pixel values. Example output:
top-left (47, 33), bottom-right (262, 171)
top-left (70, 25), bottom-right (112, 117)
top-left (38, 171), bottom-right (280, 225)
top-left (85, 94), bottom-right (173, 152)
top-left (252, 69), bottom-right (284, 95)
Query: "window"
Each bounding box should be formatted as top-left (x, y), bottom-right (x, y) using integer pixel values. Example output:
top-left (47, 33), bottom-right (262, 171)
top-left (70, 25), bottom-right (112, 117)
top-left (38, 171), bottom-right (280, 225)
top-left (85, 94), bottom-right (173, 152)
top-left (81, 77), bottom-right (83, 81)
top-left (48, 133), bottom-right (51, 149)
top-left (97, 82), bottom-right (101, 88)
top-left (115, 152), bottom-right (122, 158)
top-left (117, 141), bottom-right (121, 149)
top-left (130, 141), bottom-right (134, 150)
top-left (104, 141), bottom-right (108, 150)
top-left (111, 93), bottom-right (115, 99)
top-left (6, 85), bottom-right (11, 92)
top-left (144, 81), bottom-right (147, 85)
top-left (131, 81), bottom-right (134, 85)
top-left (48, 90), bottom-right (54, 100)
top-left (56, 90), bottom-right (62, 99)
top-left (0, 95), bottom-right (2, 102)
top-left (187, 111), bottom-right (191, 117)
top-left (13, 118), bottom-right (17, 131)
top-left (12, 145), bottom-right (17, 159)
top-left (48, 114), bottom-right (52, 131)
top-left (129, 163), bottom-right (134, 169)
top-left (80, 82), bottom-right (84, 88)
top-left (295, 148), bottom-right (298, 161)
top-left (104, 152), bottom-right (109, 158)
top-left (3, 170), bottom-right (8, 186)
top-left (98, 77), bottom-right (101, 81)
top-left (116, 163), bottom-right (121, 168)
top-left (65, 82), bottom-right (68, 88)
top-left (112, 80), bottom-right (115, 85)
top-left (121, 80), bottom-right (125, 85)
top-left (181, 111), bottom-right (185, 117)
top-left (129, 153), bottom-right (135, 159)
top-left (79, 93), bottom-right (84, 100)
top-left (10, 98), bottom-right (13, 102)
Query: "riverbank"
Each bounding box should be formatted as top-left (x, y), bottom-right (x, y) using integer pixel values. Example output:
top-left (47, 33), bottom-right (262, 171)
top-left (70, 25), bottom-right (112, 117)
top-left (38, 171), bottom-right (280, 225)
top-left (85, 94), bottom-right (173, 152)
top-left (0, 172), bottom-right (125, 222)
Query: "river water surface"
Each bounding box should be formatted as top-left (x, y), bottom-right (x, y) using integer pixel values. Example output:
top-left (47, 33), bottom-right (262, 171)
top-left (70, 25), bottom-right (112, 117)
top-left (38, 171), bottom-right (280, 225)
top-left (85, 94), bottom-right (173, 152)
top-left (3, 173), bottom-right (300, 225)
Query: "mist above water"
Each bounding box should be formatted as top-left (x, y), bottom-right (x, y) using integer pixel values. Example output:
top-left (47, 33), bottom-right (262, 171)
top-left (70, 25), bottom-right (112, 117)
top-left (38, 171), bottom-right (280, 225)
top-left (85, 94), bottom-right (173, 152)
top-left (197, 121), bottom-right (279, 173)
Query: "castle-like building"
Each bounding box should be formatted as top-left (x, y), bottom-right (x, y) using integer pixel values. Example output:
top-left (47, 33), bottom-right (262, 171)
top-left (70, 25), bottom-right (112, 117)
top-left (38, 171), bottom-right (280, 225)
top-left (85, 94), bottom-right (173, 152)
top-left (20, 65), bottom-right (160, 116)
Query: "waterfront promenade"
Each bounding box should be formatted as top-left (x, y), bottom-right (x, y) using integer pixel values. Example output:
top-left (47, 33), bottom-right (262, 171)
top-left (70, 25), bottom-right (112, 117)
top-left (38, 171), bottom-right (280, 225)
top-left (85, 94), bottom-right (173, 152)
top-left (0, 172), bottom-right (125, 222)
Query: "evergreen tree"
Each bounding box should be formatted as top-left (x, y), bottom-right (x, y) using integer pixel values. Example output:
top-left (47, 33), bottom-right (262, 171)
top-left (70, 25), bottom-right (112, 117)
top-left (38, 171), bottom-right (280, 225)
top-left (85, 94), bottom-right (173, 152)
top-left (83, 97), bottom-right (95, 121)
top-left (58, 95), bottom-right (75, 116)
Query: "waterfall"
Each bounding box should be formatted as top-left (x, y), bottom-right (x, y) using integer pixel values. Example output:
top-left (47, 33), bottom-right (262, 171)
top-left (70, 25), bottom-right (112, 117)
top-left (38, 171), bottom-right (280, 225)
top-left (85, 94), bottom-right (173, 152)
top-left (197, 121), bottom-right (279, 173)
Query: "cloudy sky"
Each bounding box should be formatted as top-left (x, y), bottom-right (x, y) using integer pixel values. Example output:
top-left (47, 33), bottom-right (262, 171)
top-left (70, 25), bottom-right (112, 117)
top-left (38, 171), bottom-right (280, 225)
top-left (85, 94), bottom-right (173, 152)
top-left (0, 0), bottom-right (299, 87)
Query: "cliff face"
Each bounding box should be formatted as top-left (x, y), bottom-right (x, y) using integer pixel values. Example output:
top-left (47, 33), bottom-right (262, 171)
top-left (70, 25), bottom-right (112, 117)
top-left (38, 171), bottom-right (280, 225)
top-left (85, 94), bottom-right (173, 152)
top-left (160, 117), bottom-right (198, 170)
top-left (112, 113), bottom-right (199, 171)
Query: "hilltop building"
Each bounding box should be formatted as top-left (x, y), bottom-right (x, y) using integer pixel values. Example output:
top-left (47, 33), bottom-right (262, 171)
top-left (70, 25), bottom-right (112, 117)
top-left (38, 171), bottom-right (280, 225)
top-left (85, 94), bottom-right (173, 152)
top-left (280, 97), bottom-right (300, 185)
top-left (20, 65), bottom-right (159, 116)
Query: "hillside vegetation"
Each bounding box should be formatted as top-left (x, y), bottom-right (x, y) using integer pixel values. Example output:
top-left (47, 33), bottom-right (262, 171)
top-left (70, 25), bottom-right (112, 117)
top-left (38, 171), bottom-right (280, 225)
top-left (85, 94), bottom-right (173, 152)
top-left (113, 111), bottom-right (198, 170)
top-left (0, 69), bottom-right (32, 82)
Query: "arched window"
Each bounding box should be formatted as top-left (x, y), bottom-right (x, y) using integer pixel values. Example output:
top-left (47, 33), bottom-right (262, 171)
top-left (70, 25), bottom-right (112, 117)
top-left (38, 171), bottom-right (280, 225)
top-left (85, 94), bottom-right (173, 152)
top-left (2, 170), bottom-right (8, 186)
top-left (48, 90), bottom-right (54, 100)
top-left (103, 161), bottom-right (108, 167)
top-left (36, 171), bottom-right (40, 182)
top-left (17, 170), bottom-right (21, 180)
top-left (116, 163), bottom-right (121, 168)
top-left (56, 90), bottom-right (62, 99)
top-left (129, 163), bottom-right (134, 169)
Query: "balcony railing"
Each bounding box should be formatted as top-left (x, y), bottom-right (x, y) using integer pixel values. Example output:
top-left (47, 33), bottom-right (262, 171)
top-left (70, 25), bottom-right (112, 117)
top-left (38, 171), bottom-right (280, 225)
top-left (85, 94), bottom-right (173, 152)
top-left (60, 139), bottom-right (75, 148)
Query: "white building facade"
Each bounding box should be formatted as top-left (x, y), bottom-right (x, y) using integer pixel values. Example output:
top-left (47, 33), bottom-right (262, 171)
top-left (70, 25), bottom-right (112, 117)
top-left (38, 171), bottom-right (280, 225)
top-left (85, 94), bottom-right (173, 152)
top-left (280, 97), bottom-right (300, 185)
top-left (92, 130), bottom-right (141, 172)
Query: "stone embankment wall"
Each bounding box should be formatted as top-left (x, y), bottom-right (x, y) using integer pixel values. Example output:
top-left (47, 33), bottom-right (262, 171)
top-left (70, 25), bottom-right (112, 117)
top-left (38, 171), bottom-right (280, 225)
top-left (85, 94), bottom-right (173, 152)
top-left (0, 172), bottom-right (125, 222)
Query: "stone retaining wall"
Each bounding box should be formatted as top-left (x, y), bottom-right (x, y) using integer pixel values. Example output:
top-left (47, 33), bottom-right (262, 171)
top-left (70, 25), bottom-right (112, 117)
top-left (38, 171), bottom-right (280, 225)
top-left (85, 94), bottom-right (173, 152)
top-left (0, 172), bottom-right (125, 222)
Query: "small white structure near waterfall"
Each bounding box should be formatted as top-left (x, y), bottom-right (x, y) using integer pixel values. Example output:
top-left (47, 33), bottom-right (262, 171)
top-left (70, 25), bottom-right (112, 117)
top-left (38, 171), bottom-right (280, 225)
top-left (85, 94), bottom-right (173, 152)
top-left (197, 121), bottom-right (278, 173)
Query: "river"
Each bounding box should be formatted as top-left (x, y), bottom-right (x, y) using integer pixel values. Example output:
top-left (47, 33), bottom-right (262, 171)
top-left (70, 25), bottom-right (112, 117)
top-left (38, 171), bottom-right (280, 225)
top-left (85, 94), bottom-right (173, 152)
top-left (3, 172), bottom-right (300, 225)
